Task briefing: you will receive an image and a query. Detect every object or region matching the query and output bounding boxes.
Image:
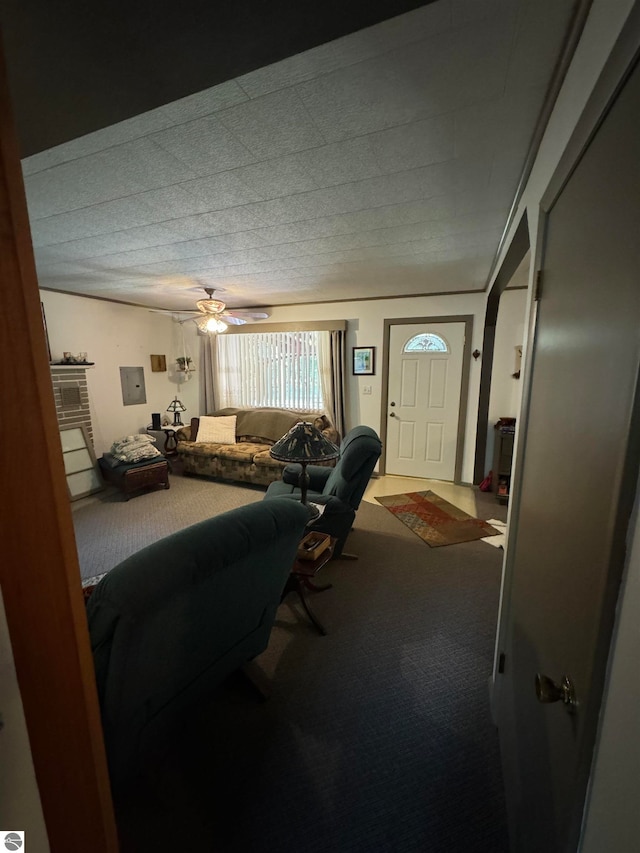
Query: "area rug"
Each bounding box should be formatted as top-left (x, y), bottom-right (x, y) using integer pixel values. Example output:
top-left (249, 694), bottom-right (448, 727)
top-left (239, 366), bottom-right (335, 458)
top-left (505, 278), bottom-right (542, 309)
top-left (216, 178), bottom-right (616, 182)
top-left (375, 490), bottom-right (500, 547)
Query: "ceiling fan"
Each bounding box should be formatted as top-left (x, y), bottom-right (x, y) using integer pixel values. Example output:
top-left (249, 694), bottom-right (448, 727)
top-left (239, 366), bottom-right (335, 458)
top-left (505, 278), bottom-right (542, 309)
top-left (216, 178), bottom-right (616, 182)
top-left (153, 287), bottom-right (269, 333)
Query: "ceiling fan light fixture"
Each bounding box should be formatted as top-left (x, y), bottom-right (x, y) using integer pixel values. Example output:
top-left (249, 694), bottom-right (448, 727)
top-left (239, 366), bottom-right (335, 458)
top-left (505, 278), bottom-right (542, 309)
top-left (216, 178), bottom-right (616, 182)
top-left (196, 297), bottom-right (226, 314)
top-left (197, 314), bottom-right (228, 334)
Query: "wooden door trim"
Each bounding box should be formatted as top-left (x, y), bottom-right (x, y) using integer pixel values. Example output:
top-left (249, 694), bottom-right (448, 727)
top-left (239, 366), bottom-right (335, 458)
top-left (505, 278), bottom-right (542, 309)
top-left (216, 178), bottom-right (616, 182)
top-left (379, 315), bottom-right (473, 484)
top-left (473, 213), bottom-right (530, 484)
top-left (0, 41), bottom-right (118, 851)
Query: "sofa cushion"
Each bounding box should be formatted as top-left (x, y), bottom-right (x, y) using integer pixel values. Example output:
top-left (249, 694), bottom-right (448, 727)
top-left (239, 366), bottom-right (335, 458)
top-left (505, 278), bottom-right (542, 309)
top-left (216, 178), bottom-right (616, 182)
top-left (253, 448), bottom-right (288, 469)
top-left (196, 415), bottom-right (237, 444)
top-left (178, 441), bottom-right (226, 457)
top-left (216, 442), bottom-right (270, 463)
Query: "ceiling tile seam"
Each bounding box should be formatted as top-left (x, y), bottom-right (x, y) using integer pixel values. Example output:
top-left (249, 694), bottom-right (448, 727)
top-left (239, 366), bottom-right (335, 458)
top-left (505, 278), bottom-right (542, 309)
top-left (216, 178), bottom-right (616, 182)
top-left (21, 7), bottom-right (516, 179)
top-left (40, 233), bottom-right (493, 281)
top-left (55, 220), bottom-right (503, 276)
top-left (23, 8), bottom-right (457, 175)
top-left (34, 210), bottom-right (472, 276)
top-left (292, 89), bottom-right (329, 147)
top-left (33, 185), bottom-right (462, 261)
top-left (26, 102), bottom-right (465, 215)
top-left (29, 139), bottom-right (463, 239)
top-left (30, 166), bottom-right (452, 246)
top-left (234, 8), bottom-right (456, 102)
top-left (35, 198), bottom-right (506, 270)
top-left (236, 7), bottom-right (518, 108)
top-left (497, 0), bottom-right (525, 101)
top-left (22, 14), bottom-right (508, 182)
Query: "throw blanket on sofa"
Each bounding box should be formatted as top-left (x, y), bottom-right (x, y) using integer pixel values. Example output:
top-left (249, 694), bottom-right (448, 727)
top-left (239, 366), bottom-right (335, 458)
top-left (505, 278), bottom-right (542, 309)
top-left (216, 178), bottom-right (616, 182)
top-left (110, 434), bottom-right (162, 463)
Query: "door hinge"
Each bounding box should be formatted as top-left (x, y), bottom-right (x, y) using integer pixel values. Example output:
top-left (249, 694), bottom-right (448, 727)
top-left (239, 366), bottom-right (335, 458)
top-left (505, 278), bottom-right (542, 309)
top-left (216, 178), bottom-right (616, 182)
top-left (534, 270), bottom-right (543, 301)
top-left (498, 652), bottom-right (506, 674)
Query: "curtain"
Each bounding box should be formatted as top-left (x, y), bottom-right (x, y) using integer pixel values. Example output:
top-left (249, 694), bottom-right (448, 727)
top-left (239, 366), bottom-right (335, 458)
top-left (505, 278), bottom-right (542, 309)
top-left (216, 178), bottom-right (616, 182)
top-left (330, 329), bottom-right (346, 438)
top-left (200, 334), bottom-right (218, 413)
top-left (216, 330), bottom-right (325, 411)
top-left (318, 329), bottom-right (346, 438)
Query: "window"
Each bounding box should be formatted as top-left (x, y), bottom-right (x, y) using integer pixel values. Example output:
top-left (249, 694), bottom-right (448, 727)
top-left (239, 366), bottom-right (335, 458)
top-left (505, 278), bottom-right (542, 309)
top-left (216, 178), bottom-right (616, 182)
top-left (216, 330), bottom-right (326, 411)
top-left (404, 333), bottom-right (449, 353)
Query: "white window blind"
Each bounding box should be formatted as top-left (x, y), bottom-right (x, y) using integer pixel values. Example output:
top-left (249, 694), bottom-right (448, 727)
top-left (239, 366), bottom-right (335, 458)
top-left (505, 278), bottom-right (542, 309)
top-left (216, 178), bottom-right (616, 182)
top-left (217, 330), bottom-right (326, 411)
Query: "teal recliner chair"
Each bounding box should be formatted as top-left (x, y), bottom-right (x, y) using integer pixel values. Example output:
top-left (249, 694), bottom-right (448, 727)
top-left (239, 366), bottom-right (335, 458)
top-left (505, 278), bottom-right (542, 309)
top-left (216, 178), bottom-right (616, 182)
top-left (264, 426), bottom-right (382, 557)
top-left (86, 499), bottom-right (309, 783)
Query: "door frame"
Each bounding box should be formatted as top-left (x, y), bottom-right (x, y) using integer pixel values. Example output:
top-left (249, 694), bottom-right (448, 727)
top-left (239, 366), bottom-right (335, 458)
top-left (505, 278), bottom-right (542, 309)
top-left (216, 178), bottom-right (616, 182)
top-left (492, 9), bottom-right (640, 848)
top-left (473, 213), bottom-right (530, 484)
top-left (379, 315), bottom-right (473, 484)
top-left (0, 42), bottom-right (118, 850)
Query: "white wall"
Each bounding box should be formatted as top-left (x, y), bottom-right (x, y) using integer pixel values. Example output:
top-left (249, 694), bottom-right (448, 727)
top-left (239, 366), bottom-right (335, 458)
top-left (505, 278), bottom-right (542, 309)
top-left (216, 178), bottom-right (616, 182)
top-left (40, 291), bottom-right (200, 456)
top-left (0, 591), bottom-right (50, 851)
top-left (485, 288), bottom-right (527, 472)
top-left (260, 290), bottom-right (487, 483)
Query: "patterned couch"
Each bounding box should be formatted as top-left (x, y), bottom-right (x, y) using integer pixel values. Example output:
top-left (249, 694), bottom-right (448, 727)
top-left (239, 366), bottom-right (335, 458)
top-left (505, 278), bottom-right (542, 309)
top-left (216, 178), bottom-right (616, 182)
top-left (176, 407), bottom-right (339, 487)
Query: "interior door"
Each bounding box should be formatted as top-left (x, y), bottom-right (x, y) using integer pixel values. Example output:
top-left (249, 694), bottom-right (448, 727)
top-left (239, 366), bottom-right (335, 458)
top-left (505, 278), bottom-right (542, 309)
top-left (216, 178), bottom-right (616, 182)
top-left (496, 59), bottom-right (640, 852)
top-left (386, 322), bottom-right (465, 480)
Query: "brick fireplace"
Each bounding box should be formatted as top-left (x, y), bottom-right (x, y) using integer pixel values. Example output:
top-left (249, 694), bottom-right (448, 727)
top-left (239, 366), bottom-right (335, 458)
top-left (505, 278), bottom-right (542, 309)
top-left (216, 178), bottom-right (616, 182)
top-left (50, 365), bottom-right (93, 441)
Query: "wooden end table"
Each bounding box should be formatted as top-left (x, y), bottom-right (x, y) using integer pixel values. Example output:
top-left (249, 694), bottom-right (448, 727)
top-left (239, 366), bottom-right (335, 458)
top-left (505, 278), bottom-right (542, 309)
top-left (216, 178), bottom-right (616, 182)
top-left (282, 536), bottom-right (337, 635)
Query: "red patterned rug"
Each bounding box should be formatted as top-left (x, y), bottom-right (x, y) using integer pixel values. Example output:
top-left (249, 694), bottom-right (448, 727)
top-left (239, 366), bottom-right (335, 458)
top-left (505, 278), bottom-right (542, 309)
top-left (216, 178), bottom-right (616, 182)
top-left (375, 490), bottom-right (500, 547)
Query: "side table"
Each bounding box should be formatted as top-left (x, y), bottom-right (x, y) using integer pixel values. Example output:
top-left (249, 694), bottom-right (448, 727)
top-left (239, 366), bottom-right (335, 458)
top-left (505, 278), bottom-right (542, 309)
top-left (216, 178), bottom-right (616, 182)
top-left (147, 425), bottom-right (181, 457)
top-left (282, 536), bottom-right (337, 635)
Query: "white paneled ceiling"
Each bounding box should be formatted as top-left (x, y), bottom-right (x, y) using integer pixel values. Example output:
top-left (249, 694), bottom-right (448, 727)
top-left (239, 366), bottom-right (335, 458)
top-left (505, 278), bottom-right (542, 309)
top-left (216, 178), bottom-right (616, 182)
top-left (21, 0), bottom-right (578, 312)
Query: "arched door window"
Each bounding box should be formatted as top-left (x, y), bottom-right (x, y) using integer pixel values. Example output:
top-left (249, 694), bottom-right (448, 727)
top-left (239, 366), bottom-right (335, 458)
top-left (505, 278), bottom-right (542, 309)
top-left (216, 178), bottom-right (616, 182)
top-left (403, 332), bottom-right (449, 353)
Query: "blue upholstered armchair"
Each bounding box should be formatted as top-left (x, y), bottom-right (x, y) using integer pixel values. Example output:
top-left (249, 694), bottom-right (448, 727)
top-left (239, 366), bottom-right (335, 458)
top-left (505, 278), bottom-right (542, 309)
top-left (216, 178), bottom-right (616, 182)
top-left (264, 426), bottom-right (382, 557)
top-left (86, 499), bottom-right (309, 782)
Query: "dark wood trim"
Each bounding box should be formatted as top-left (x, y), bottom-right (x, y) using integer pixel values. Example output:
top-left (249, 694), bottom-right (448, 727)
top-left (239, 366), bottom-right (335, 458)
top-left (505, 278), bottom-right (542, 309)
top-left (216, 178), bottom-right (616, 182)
top-left (40, 284), bottom-right (486, 312)
top-left (0, 41), bottom-right (118, 852)
top-left (473, 213), bottom-right (530, 484)
top-left (379, 315), bottom-right (474, 485)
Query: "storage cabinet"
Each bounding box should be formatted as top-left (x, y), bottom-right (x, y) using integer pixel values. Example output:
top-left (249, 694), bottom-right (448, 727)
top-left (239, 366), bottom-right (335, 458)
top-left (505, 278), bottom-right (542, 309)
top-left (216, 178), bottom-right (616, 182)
top-left (492, 420), bottom-right (516, 504)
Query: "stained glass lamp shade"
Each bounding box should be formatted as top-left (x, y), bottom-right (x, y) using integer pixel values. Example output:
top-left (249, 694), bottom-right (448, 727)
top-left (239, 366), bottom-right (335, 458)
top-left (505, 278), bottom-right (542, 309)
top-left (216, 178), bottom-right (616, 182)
top-left (270, 422), bottom-right (340, 517)
top-left (167, 397), bottom-right (187, 426)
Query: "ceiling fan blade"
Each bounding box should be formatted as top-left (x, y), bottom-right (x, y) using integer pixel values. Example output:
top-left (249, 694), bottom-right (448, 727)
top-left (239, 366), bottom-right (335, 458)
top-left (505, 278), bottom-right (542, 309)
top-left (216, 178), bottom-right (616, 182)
top-left (223, 311), bottom-right (269, 320)
top-left (148, 309), bottom-right (201, 320)
top-left (220, 315), bottom-right (247, 326)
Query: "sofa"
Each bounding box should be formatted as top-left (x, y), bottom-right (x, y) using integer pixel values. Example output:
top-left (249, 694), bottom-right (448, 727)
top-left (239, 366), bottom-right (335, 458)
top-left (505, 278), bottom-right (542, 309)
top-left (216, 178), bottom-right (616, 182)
top-left (176, 407), bottom-right (339, 486)
top-left (86, 499), bottom-right (310, 782)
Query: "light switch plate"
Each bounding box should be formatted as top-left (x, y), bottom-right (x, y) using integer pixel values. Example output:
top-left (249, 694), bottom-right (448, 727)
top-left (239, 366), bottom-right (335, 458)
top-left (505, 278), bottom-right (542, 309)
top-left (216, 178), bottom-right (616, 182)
top-left (363, 385), bottom-right (372, 395)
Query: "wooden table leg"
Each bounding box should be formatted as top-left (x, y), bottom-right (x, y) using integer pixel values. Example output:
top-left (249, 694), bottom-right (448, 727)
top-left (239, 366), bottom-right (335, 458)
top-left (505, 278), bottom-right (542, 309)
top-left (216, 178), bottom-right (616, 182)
top-left (281, 575), bottom-right (329, 635)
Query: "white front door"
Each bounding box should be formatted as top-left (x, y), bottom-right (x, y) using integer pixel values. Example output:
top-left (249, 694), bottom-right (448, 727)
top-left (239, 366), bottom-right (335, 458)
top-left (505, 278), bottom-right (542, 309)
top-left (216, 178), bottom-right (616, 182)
top-left (386, 322), bottom-right (465, 480)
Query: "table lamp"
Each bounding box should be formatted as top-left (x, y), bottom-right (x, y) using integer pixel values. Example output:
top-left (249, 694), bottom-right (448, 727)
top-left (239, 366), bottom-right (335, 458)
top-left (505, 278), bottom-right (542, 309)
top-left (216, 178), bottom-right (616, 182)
top-left (167, 397), bottom-right (186, 426)
top-left (270, 422), bottom-right (340, 518)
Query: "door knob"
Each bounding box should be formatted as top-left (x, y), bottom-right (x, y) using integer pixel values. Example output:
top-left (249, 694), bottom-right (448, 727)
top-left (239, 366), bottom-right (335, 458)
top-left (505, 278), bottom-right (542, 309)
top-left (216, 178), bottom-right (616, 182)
top-left (535, 673), bottom-right (578, 714)
top-left (389, 412), bottom-right (396, 418)
top-left (390, 402), bottom-right (396, 407)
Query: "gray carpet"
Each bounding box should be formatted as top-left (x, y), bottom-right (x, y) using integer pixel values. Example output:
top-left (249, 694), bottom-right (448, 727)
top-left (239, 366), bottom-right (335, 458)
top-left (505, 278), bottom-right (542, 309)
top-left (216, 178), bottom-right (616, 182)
top-left (72, 471), bottom-right (265, 579)
top-left (75, 472), bottom-right (508, 852)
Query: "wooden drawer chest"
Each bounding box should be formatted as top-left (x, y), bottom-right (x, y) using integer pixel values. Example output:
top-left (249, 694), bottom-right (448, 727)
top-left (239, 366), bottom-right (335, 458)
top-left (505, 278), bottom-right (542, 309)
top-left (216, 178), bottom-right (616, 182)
top-left (99, 456), bottom-right (170, 500)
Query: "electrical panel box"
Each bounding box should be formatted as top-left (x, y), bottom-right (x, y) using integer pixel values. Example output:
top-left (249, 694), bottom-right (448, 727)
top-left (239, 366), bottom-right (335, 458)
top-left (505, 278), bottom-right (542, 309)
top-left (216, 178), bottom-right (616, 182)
top-left (119, 366), bottom-right (147, 406)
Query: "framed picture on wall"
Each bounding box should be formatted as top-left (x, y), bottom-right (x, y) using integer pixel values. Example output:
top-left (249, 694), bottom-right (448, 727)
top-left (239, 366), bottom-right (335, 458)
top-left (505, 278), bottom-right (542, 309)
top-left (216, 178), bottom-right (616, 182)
top-left (352, 346), bottom-right (375, 375)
